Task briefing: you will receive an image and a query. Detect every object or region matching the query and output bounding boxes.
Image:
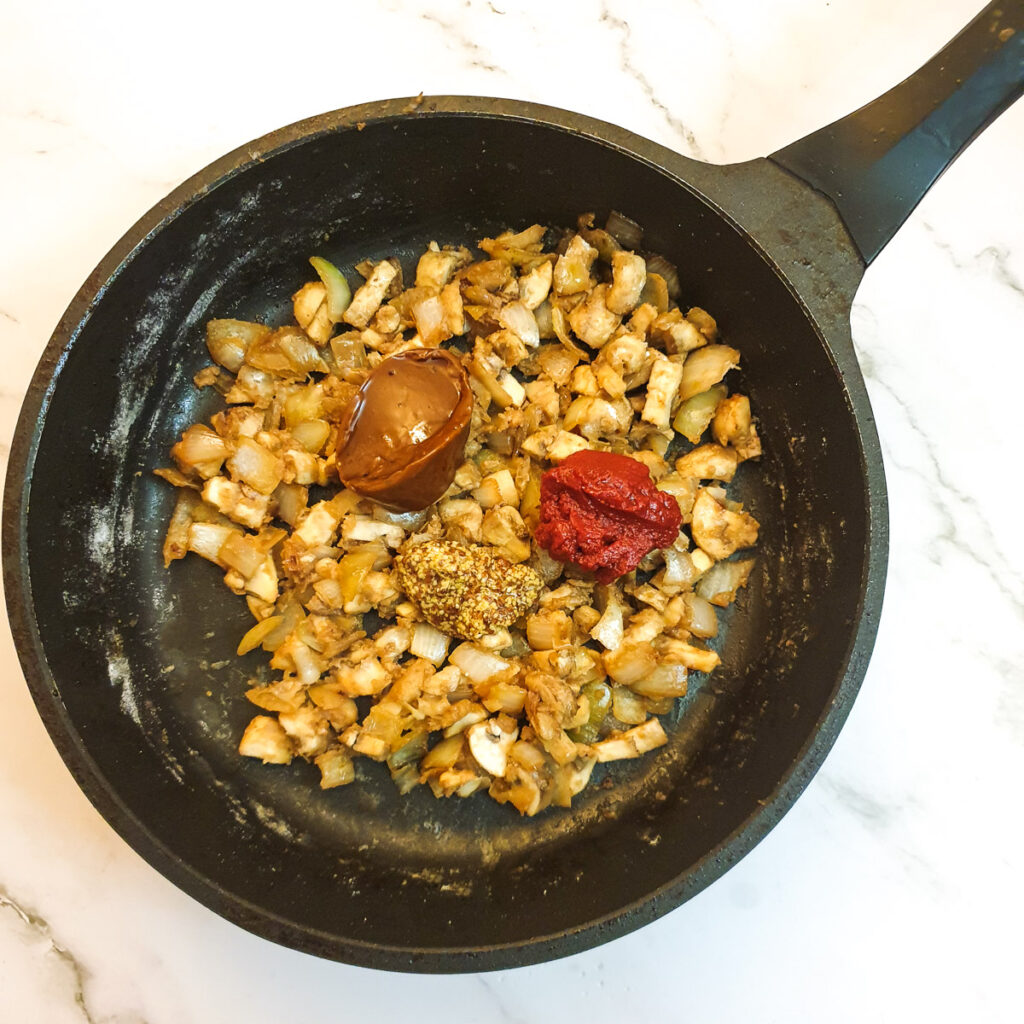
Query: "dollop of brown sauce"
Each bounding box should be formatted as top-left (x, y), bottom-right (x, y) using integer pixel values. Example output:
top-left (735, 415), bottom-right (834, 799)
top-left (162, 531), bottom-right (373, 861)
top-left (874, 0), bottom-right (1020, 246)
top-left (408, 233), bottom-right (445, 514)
top-left (335, 348), bottom-right (472, 511)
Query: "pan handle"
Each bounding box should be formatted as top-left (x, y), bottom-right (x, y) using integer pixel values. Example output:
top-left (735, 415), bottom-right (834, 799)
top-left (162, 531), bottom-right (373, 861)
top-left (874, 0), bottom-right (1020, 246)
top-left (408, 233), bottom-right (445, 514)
top-left (770, 1), bottom-right (1023, 265)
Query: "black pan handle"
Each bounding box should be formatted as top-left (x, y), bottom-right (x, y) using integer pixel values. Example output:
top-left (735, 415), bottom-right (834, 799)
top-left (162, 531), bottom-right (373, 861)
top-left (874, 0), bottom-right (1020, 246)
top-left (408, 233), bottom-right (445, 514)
top-left (770, 1), bottom-right (1023, 265)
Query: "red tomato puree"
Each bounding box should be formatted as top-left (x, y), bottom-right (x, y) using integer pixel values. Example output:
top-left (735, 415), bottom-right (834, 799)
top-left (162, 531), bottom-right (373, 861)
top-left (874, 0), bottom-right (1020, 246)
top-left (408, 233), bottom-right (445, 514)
top-left (535, 450), bottom-right (682, 583)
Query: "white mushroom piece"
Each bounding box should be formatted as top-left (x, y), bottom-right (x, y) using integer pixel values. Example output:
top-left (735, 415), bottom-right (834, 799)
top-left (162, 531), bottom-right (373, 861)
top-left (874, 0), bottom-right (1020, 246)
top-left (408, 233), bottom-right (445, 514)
top-left (690, 488), bottom-right (760, 560)
top-left (467, 719), bottom-right (518, 777)
top-left (592, 718), bottom-right (668, 762)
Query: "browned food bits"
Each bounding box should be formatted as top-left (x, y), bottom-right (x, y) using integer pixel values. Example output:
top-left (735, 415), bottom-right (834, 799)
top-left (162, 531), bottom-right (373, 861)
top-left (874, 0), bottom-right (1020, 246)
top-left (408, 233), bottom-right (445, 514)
top-left (395, 540), bottom-right (543, 640)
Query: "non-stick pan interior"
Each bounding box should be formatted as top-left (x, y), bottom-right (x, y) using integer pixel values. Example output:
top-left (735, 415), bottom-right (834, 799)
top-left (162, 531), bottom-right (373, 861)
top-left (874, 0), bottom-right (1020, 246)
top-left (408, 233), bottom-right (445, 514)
top-left (16, 112), bottom-right (873, 968)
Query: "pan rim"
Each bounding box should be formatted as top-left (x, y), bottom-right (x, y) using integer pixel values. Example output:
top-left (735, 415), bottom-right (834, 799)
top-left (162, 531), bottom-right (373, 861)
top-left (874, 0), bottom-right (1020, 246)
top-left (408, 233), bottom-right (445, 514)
top-left (1, 95), bottom-right (888, 972)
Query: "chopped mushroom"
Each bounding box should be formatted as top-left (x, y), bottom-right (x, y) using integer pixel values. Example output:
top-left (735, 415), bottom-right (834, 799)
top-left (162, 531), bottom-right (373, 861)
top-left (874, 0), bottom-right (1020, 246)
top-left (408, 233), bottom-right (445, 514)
top-left (674, 443), bottom-right (740, 482)
top-left (593, 718), bottom-right (668, 762)
top-left (690, 487), bottom-right (760, 560)
top-left (467, 718), bottom-right (518, 776)
top-left (712, 393), bottom-right (762, 460)
top-left (278, 703), bottom-right (332, 758)
top-left (343, 260), bottom-right (399, 329)
top-left (650, 309), bottom-right (707, 355)
top-left (553, 234), bottom-right (598, 295)
top-left (201, 477), bottom-right (271, 530)
top-left (239, 715), bottom-right (293, 764)
top-left (415, 245), bottom-right (469, 290)
top-left (519, 260), bottom-right (553, 309)
top-left (568, 284), bottom-right (622, 348)
top-left (562, 395), bottom-right (632, 440)
top-left (606, 251), bottom-right (647, 314)
top-left (641, 356), bottom-right (684, 430)
top-left (292, 281), bottom-right (333, 344)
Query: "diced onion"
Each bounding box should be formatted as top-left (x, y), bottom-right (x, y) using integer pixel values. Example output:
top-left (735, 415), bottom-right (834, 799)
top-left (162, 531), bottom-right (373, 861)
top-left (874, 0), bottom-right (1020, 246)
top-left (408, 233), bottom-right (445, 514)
top-left (611, 686), bottom-right (648, 725)
top-left (226, 438), bottom-right (282, 496)
top-left (410, 622), bottom-right (450, 665)
top-left (672, 384), bottom-right (728, 444)
top-left (283, 384), bottom-right (324, 427)
top-left (603, 642), bottom-right (659, 685)
top-left (388, 734), bottom-right (429, 793)
top-left (315, 747), bottom-right (355, 788)
top-left (219, 531), bottom-right (268, 579)
top-left (678, 345), bottom-right (741, 402)
top-left (628, 662), bottom-right (688, 699)
top-left (498, 301), bottom-right (540, 348)
top-left (172, 424), bottom-right (229, 472)
top-left (237, 615), bottom-right (284, 656)
top-left (412, 294), bottom-right (448, 346)
top-left (481, 681), bottom-right (527, 714)
top-left (329, 335), bottom-right (367, 373)
top-left (161, 490), bottom-right (199, 567)
top-left (206, 319), bottom-right (269, 372)
top-left (510, 739), bottom-right (547, 771)
top-left (290, 419), bottom-right (331, 454)
top-left (526, 611), bottom-right (572, 651)
top-left (187, 522), bottom-right (237, 564)
top-left (644, 253), bottom-right (681, 300)
top-left (238, 716), bottom-right (292, 764)
top-left (696, 558), bottom-right (755, 607)
top-left (421, 734), bottom-right (464, 771)
top-left (604, 210), bottom-right (643, 249)
top-left (273, 482), bottom-right (308, 527)
top-left (245, 679), bottom-right (305, 713)
top-left (639, 272), bottom-right (669, 313)
top-left (590, 594), bottom-right (625, 652)
top-left (309, 256), bottom-right (353, 321)
top-left (277, 332), bottom-right (329, 375)
top-left (312, 577), bottom-right (345, 610)
top-left (662, 547), bottom-right (697, 587)
top-left (290, 641), bottom-right (324, 685)
top-left (244, 556), bottom-right (279, 604)
top-left (341, 516), bottom-right (405, 548)
top-left (686, 306), bottom-right (718, 341)
top-left (683, 592), bottom-right (719, 637)
top-left (336, 547), bottom-right (379, 604)
top-left (449, 643), bottom-right (512, 684)
top-left (473, 469), bottom-right (518, 508)
top-left (497, 369), bottom-right (526, 407)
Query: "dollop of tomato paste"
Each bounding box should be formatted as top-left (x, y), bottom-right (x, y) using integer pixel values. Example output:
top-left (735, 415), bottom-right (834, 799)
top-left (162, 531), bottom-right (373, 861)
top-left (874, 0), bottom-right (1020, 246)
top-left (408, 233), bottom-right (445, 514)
top-left (534, 450), bottom-right (682, 583)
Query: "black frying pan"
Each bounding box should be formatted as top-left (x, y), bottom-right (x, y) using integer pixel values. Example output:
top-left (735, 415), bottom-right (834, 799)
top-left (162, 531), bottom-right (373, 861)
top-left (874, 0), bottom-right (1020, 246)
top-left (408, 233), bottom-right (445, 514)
top-left (3, 2), bottom-right (1021, 972)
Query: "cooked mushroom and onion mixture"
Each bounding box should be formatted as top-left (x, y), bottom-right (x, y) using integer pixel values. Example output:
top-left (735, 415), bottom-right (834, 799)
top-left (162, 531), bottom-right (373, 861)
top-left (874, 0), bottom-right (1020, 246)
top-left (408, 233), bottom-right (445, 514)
top-left (158, 214), bottom-right (761, 816)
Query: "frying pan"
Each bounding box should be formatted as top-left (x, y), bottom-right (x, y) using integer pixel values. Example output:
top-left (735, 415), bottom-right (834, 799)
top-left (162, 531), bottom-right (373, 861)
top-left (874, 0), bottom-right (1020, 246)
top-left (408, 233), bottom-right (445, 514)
top-left (3, 2), bottom-right (1021, 972)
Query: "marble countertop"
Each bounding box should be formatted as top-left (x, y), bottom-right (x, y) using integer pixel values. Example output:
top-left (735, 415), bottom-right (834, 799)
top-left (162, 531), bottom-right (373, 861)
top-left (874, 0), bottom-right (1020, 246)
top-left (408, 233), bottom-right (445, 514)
top-left (2, 0), bottom-right (1022, 1020)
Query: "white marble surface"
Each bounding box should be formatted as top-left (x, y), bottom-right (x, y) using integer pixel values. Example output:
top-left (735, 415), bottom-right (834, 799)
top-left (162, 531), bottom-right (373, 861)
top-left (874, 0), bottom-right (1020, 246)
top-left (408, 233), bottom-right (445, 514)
top-left (2, 0), bottom-right (1022, 1019)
